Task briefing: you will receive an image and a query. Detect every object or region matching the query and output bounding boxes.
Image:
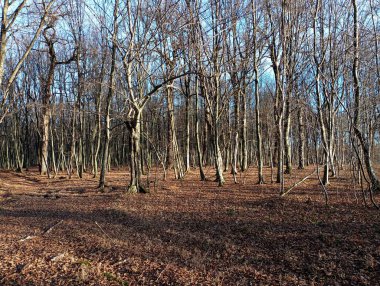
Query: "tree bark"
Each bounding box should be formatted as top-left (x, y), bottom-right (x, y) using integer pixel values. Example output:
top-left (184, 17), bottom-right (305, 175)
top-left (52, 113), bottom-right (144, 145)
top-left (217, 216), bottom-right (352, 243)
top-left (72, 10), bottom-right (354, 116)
top-left (127, 111), bottom-right (146, 193)
top-left (313, 0), bottom-right (330, 185)
top-left (240, 88), bottom-right (248, 171)
top-left (99, 0), bottom-right (118, 189)
top-left (166, 85), bottom-right (185, 179)
top-left (298, 107), bottom-right (305, 169)
top-left (254, 64), bottom-right (264, 184)
top-left (352, 0), bottom-right (380, 192)
top-left (252, 0), bottom-right (264, 184)
top-left (284, 97), bottom-right (292, 174)
top-left (232, 86), bottom-right (239, 176)
top-left (185, 95), bottom-right (191, 172)
top-left (195, 77), bottom-right (206, 181)
top-left (40, 26), bottom-right (58, 176)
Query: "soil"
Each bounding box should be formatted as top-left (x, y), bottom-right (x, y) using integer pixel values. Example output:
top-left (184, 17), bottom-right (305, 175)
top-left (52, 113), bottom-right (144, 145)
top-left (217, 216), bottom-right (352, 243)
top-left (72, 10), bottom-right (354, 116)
top-left (0, 166), bottom-right (379, 285)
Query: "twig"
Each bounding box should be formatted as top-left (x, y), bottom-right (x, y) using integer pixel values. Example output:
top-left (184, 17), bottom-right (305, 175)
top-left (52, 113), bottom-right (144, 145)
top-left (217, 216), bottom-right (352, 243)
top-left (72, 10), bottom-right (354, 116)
top-left (281, 169), bottom-right (317, 197)
top-left (19, 235), bottom-right (37, 242)
top-left (43, 219), bottom-right (63, 235)
top-left (95, 221), bottom-right (113, 241)
top-left (19, 219), bottom-right (63, 242)
top-left (156, 264), bottom-right (169, 283)
top-left (51, 253), bottom-right (66, 262)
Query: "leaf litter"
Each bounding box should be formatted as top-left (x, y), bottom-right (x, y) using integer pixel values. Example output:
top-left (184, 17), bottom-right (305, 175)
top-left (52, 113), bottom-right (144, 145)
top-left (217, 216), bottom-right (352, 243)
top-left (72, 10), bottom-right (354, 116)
top-left (0, 167), bottom-right (379, 285)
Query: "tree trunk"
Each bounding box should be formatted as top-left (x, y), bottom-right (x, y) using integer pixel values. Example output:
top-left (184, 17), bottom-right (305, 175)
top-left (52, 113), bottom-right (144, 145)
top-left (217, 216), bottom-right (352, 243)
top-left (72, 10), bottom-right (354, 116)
top-left (254, 67), bottom-right (264, 184)
top-left (212, 88), bottom-right (224, 186)
top-left (40, 104), bottom-right (50, 176)
top-left (313, 0), bottom-right (329, 185)
top-left (298, 107), bottom-right (305, 169)
top-left (232, 88), bottom-right (239, 176)
top-left (185, 95), bottom-right (191, 172)
top-left (166, 85), bottom-right (185, 179)
top-left (166, 87), bottom-right (174, 169)
top-left (240, 89), bottom-right (248, 171)
top-left (40, 30), bottom-right (56, 176)
top-left (252, 1), bottom-right (263, 184)
top-left (195, 77), bottom-right (206, 181)
top-left (352, 0), bottom-right (380, 192)
top-left (98, 0), bottom-right (118, 189)
top-left (92, 68), bottom-right (104, 178)
top-left (50, 118), bottom-right (57, 176)
top-left (68, 104), bottom-right (76, 178)
top-left (127, 111), bottom-right (146, 193)
top-left (213, 77), bottom-right (225, 186)
top-left (99, 101), bottom-right (110, 189)
top-left (76, 44), bottom-right (84, 178)
top-left (12, 110), bottom-right (23, 172)
top-left (276, 118), bottom-right (283, 184)
top-left (284, 97), bottom-right (292, 174)
top-left (214, 126), bottom-right (225, 186)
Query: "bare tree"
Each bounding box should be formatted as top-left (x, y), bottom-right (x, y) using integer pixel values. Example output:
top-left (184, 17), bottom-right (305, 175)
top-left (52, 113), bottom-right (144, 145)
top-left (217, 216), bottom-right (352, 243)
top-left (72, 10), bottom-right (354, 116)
top-left (0, 0), bottom-right (55, 124)
top-left (352, 0), bottom-right (380, 192)
top-left (98, 0), bottom-right (119, 189)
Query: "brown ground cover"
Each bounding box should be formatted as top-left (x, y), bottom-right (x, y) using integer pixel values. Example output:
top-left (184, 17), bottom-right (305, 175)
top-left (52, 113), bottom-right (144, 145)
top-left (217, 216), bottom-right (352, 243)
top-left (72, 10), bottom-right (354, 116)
top-left (0, 166), bottom-right (379, 285)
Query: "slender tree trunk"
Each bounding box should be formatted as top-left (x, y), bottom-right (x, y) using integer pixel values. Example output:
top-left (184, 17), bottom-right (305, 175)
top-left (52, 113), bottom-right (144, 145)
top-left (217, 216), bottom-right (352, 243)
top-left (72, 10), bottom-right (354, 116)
top-left (240, 89), bottom-right (248, 171)
top-left (140, 112), bottom-right (145, 175)
top-left (352, 0), bottom-right (380, 192)
top-left (77, 99), bottom-right (84, 178)
top-left (12, 110), bottom-right (23, 172)
top-left (213, 77), bottom-right (225, 186)
top-left (185, 95), bottom-right (191, 172)
top-left (284, 97), bottom-right (292, 174)
top-left (166, 85), bottom-right (185, 179)
top-left (313, 0), bottom-right (329, 185)
top-left (99, 0), bottom-right (118, 189)
top-left (69, 104), bottom-right (76, 178)
top-left (223, 114), bottom-right (230, 173)
top-left (50, 117), bottom-right (57, 176)
top-left (99, 100), bottom-right (111, 189)
top-left (93, 84), bottom-right (102, 177)
top-left (76, 43), bottom-right (84, 178)
top-left (232, 89), bottom-right (239, 176)
top-left (267, 1), bottom-right (285, 186)
top-left (298, 107), bottom-right (305, 169)
top-left (254, 68), bottom-right (264, 184)
top-left (252, 0), bottom-right (264, 184)
top-left (195, 77), bottom-right (206, 181)
top-left (214, 123), bottom-right (225, 186)
top-left (166, 87), bottom-right (174, 169)
top-left (276, 116), bottom-right (283, 184)
top-left (40, 104), bottom-right (50, 176)
top-left (23, 97), bottom-right (30, 170)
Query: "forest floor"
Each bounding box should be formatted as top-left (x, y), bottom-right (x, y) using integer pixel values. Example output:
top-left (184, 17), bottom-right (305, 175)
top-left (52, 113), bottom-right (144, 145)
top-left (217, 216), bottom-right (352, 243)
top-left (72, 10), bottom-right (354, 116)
top-left (0, 166), bottom-right (379, 285)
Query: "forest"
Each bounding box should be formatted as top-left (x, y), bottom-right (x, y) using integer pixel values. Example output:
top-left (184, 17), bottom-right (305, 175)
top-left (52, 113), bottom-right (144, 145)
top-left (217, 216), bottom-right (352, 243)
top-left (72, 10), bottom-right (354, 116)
top-left (0, 0), bottom-right (379, 285)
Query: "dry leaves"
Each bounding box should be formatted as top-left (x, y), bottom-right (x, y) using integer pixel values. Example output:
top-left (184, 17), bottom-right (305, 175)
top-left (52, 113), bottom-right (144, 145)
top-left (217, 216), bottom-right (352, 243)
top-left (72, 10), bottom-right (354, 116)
top-left (0, 167), bottom-right (379, 285)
